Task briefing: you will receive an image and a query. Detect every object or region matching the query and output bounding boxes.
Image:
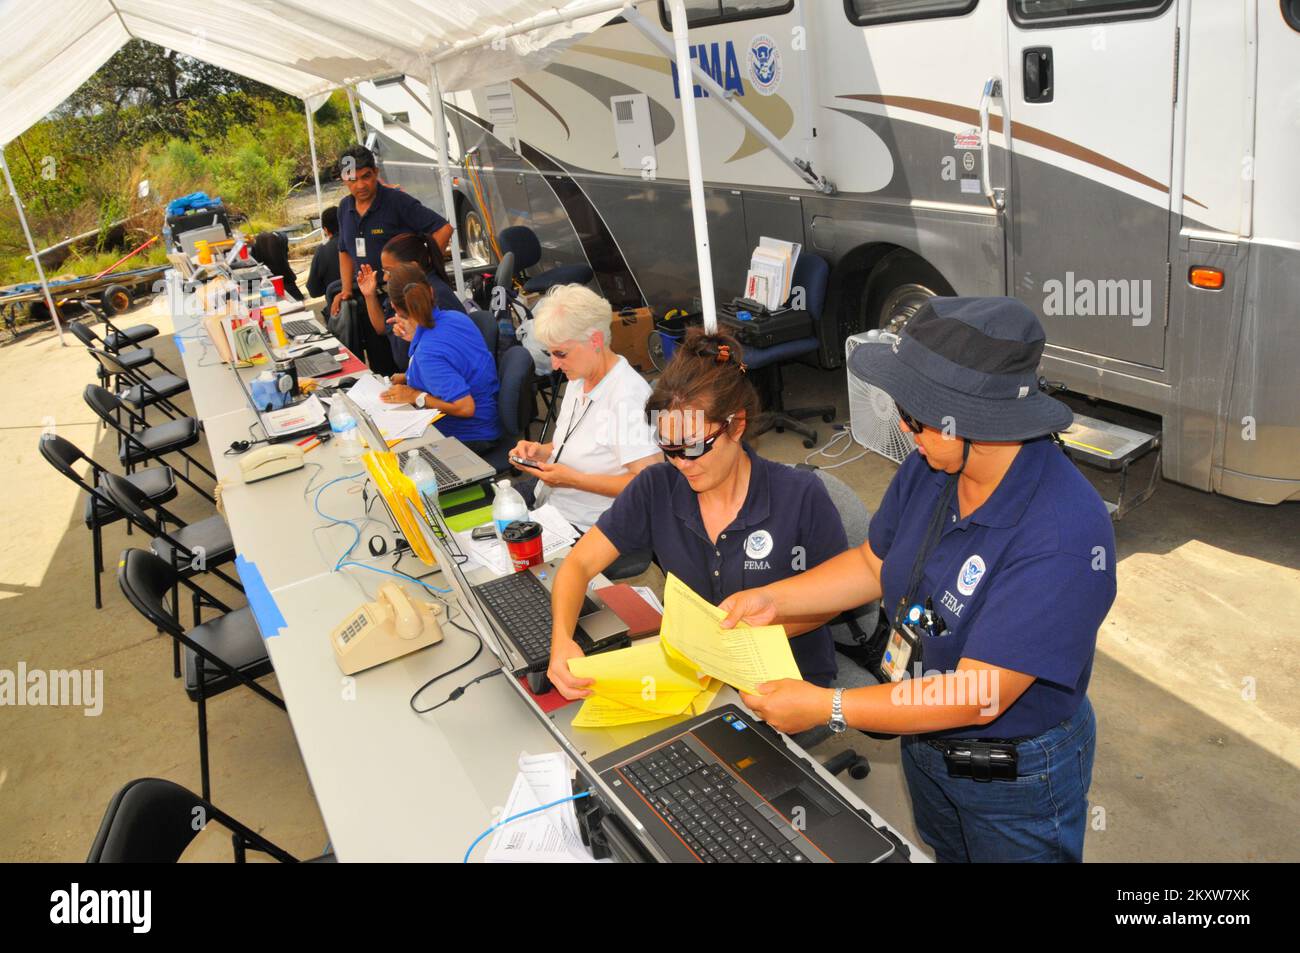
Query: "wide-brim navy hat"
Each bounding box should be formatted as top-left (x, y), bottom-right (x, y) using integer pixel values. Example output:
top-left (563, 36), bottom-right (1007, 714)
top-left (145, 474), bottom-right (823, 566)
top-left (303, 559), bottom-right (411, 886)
top-left (849, 296), bottom-right (1072, 442)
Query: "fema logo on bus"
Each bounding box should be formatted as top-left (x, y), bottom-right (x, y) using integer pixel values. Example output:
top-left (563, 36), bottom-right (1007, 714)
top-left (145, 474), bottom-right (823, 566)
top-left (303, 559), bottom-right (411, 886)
top-left (748, 34), bottom-right (782, 95)
top-left (956, 554), bottom-right (986, 596)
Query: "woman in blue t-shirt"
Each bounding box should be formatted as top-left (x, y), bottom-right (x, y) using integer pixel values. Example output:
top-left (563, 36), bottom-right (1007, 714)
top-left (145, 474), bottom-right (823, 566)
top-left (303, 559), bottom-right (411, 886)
top-left (377, 263), bottom-right (500, 451)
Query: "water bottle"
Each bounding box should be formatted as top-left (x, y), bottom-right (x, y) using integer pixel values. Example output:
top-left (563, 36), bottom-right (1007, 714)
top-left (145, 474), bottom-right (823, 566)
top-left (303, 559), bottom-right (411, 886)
top-left (404, 450), bottom-right (439, 518)
top-left (329, 401), bottom-right (361, 464)
top-left (491, 480), bottom-right (529, 535)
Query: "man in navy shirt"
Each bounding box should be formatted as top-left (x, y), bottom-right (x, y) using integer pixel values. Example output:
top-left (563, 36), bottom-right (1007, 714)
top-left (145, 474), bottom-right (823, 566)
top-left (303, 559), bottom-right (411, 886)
top-left (720, 297), bottom-right (1115, 862)
top-left (332, 145), bottom-right (452, 373)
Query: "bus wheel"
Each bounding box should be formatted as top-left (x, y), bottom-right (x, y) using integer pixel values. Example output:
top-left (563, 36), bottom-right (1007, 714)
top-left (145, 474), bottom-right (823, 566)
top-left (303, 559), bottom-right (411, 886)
top-left (100, 284), bottom-right (131, 316)
top-left (459, 208), bottom-right (489, 262)
top-left (865, 251), bottom-right (953, 335)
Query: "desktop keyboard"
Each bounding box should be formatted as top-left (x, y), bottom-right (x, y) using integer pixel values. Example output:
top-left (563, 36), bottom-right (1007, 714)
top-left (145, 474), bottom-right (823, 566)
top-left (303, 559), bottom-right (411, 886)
top-left (620, 738), bottom-right (815, 863)
top-left (472, 571), bottom-right (555, 667)
top-left (417, 447), bottom-right (466, 491)
top-left (295, 352), bottom-right (342, 378)
top-left (284, 319), bottom-right (321, 338)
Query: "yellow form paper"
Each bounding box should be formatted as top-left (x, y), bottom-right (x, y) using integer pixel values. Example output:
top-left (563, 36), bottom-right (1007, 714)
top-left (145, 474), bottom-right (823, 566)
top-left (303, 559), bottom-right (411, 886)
top-left (658, 573), bottom-right (801, 694)
top-left (568, 641), bottom-right (706, 716)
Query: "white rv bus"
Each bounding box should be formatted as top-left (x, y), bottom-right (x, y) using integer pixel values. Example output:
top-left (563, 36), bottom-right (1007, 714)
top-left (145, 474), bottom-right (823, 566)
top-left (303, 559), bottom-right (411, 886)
top-left (356, 0), bottom-right (1300, 505)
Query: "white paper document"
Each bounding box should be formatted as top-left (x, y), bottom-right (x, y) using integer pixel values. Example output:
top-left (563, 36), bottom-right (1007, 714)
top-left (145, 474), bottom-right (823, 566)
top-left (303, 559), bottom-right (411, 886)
top-left (452, 503), bottom-right (579, 575)
top-left (485, 752), bottom-right (596, 863)
top-left (261, 394), bottom-right (326, 437)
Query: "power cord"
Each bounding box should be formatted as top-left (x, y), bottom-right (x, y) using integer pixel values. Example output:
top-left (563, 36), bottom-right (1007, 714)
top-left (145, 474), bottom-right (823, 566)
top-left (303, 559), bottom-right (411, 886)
top-left (409, 607), bottom-right (496, 714)
top-left (803, 426), bottom-right (869, 471)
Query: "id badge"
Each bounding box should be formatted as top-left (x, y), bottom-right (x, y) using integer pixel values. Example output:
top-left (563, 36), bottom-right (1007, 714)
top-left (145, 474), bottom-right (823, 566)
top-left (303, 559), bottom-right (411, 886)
top-left (879, 622), bottom-right (923, 682)
top-left (354, 237), bottom-right (367, 258)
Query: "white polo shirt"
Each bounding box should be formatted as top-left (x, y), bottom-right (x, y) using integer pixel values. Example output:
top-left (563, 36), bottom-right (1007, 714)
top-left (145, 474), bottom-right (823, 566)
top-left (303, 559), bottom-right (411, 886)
top-left (542, 355), bottom-right (658, 530)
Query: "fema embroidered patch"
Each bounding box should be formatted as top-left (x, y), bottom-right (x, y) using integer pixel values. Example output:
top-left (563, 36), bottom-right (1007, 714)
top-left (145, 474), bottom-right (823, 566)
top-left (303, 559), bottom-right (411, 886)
top-left (744, 530), bottom-right (774, 560)
top-left (956, 554), bottom-right (986, 596)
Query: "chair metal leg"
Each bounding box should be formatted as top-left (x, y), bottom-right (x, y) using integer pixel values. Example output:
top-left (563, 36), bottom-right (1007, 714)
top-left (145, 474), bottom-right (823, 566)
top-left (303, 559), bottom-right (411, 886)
top-left (91, 520), bottom-right (104, 610)
top-left (197, 690), bottom-right (211, 802)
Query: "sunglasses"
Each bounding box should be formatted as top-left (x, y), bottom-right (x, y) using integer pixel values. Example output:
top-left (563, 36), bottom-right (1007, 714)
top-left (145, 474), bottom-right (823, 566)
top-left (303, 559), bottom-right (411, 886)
top-left (896, 402), bottom-right (926, 435)
top-left (657, 415), bottom-right (734, 460)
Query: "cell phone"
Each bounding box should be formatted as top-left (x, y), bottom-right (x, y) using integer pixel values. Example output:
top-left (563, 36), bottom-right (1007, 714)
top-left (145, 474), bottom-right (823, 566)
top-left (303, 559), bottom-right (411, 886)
top-left (509, 454), bottom-right (544, 468)
top-left (471, 525), bottom-right (498, 541)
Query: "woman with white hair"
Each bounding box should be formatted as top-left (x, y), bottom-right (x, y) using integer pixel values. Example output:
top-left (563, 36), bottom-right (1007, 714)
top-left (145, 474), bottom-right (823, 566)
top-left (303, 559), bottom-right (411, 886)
top-left (511, 284), bottom-right (661, 549)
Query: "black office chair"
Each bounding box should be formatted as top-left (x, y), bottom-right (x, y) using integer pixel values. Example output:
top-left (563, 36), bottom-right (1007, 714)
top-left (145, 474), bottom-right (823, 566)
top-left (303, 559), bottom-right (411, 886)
top-left (83, 384), bottom-right (215, 502)
top-left (743, 253), bottom-right (838, 448)
top-left (88, 777), bottom-right (298, 863)
top-left (497, 225), bottom-right (594, 295)
top-left (788, 470), bottom-right (880, 780)
top-left (468, 308), bottom-right (498, 355)
top-left (85, 346), bottom-right (190, 422)
top-left (117, 548), bottom-right (283, 801)
top-left (483, 345), bottom-right (538, 474)
top-left (38, 433), bottom-right (178, 610)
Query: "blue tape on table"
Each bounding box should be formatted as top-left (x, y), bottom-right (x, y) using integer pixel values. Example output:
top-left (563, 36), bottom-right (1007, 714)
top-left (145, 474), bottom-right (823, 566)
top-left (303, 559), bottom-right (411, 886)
top-left (174, 333), bottom-right (186, 354)
top-left (236, 554), bottom-right (285, 638)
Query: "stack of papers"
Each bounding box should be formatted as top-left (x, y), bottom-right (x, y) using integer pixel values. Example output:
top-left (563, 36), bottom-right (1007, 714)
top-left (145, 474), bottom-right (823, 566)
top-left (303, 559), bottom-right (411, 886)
top-left (485, 752), bottom-right (598, 863)
top-left (744, 236), bottom-right (801, 311)
top-left (345, 374), bottom-right (443, 443)
top-left (566, 574), bottom-right (800, 728)
top-left (453, 503), bottom-right (579, 575)
top-left (262, 394), bottom-right (326, 437)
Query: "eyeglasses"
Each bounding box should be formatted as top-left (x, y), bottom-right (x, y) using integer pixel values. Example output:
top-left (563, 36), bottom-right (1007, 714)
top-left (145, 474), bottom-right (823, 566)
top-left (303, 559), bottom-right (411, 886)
top-left (657, 415), bottom-right (734, 460)
top-left (896, 402), bottom-right (926, 435)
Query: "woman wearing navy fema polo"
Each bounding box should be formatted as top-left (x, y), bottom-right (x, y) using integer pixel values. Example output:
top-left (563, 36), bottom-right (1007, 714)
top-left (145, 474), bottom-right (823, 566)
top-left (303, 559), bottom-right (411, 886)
top-left (720, 297), bottom-right (1116, 863)
top-left (546, 328), bottom-right (848, 697)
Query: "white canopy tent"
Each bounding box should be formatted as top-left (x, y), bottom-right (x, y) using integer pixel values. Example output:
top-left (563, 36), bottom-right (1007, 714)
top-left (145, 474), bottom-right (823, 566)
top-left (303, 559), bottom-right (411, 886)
top-left (0, 0), bottom-right (720, 341)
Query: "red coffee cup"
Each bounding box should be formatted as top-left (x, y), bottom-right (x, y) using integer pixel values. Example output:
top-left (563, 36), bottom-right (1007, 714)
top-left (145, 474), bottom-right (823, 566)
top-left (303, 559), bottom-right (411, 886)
top-left (270, 275), bottom-right (285, 298)
top-left (501, 521), bottom-right (543, 572)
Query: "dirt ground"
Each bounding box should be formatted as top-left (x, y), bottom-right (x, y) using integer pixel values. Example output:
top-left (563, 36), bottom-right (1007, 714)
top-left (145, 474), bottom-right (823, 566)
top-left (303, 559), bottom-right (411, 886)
top-left (1, 285), bottom-right (1296, 862)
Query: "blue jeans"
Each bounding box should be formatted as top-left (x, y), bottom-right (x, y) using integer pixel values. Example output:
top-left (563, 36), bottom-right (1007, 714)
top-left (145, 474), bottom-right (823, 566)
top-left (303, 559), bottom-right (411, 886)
top-left (901, 695), bottom-right (1096, 862)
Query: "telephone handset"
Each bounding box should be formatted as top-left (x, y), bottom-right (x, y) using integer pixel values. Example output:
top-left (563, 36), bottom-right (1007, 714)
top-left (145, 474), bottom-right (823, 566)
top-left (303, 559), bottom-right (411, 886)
top-left (331, 583), bottom-right (445, 675)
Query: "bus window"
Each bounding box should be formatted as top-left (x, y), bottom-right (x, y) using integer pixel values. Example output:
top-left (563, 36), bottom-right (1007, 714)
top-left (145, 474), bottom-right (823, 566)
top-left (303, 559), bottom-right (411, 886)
top-left (844, 0), bottom-right (977, 27)
top-left (658, 0), bottom-right (794, 30)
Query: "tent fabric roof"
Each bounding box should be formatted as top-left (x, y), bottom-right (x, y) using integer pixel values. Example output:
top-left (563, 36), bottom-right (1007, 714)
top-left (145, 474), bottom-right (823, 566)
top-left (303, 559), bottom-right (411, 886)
top-left (0, 0), bottom-right (626, 146)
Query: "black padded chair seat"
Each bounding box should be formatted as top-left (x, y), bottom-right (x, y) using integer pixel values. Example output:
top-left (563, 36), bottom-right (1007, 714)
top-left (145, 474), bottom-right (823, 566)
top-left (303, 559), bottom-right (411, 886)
top-left (115, 347), bottom-right (156, 370)
top-left (84, 467), bottom-right (177, 527)
top-left (182, 607), bottom-right (274, 700)
top-left (119, 417), bottom-right (200, 465)
top-left (150, 515), bottom-right (235, 569)
top-left (522, 264), bottom-right (594, 295)
top-left (120, 374), bottom-right (189, 408)
top-left (105, 324), bottom-right (159, 349)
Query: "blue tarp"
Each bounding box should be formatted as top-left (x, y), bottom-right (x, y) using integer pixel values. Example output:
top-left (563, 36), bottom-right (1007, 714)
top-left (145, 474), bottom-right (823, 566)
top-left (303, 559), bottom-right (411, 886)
top-left (165, 191), bottom-right (223, 216)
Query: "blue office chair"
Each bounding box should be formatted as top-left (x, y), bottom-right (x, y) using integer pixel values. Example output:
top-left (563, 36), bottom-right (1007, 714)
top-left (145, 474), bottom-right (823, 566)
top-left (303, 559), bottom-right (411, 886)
top-left (497, 225), bottom-right (594, 295)
top-left (482, 345), bottom-right (538, 474)
top-left (743, 252), bottom-right (837, 448)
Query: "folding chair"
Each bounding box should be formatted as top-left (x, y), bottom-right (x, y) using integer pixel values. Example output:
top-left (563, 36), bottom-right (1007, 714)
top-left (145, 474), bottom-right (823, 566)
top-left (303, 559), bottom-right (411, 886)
top-left (83, 384), bottom-right (214, 502)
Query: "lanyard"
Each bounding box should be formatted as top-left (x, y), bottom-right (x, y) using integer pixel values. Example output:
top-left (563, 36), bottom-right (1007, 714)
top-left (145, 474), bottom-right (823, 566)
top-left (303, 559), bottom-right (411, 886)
top-left (895, 440), bottom-right (971, 625)
top-left (552, 393), bottom-right (595, 466)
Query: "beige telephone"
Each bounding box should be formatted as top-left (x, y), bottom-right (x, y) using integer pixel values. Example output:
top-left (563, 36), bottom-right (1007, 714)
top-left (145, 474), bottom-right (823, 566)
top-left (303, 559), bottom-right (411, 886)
top-left (240, 443), bottom-right (304, 483)
top-left (331, 583), bottom-right (445, 675)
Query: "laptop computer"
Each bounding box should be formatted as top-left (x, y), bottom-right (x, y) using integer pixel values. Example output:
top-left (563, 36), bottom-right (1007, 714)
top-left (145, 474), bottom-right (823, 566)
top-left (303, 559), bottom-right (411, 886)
top-left (337, 392), bottom-right (494, 493)
top-left (583, 705), bottom-right (900, 863)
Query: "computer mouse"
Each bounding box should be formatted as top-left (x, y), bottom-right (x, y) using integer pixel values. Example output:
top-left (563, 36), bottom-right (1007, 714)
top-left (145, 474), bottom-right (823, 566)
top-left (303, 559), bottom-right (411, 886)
top-left (526, 669), bottom-right (552, 695)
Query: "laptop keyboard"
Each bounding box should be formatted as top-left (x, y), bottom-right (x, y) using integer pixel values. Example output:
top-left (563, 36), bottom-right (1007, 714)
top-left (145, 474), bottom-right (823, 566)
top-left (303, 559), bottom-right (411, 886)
top-left (619, 738), bottom-right (817, 864)
top-left (283, 319), bottom-right (320, 338)
top-left (417, 447), bottom-right (467, 491)
top-left (472, 571), bottom-right (554, 667)
top-left (295, 352), bottom-right (341, 378)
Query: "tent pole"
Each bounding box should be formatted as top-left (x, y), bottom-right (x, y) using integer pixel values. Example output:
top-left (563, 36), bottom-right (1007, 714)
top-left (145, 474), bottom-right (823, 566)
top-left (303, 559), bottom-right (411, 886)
top-left (427, 63), bottom-right (466, 298)
top-left (0, 145), bottom-right (64, 345)
top-left (666, 0), bottom-right (717, 333)
top-left (303, 99), bottom-right (324, 224)
top-left (346, 86), bottom-right (364, 143)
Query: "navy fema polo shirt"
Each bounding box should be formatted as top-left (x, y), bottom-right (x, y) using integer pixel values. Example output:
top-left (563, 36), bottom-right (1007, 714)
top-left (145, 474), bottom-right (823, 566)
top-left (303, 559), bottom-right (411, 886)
top-left (869, 437), bottom-right (1116, 740)
top-left (337, 182), bottom-right (448, 277)
top-left (596, 444), bottom-right (848, 686)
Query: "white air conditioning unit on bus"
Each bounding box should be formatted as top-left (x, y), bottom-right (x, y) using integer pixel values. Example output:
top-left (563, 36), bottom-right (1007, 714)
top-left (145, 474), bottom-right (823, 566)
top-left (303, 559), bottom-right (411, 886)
top-left (846, 331), bottom-right (915, 466)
